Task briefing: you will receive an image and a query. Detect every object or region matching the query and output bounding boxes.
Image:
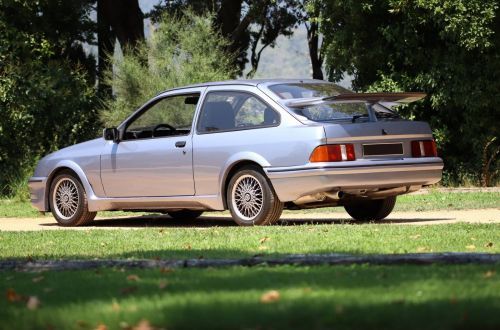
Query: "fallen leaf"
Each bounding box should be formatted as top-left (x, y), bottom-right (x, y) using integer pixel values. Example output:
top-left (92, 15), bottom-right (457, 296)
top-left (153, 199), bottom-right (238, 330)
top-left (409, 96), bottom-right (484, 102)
top-left (466, 245), bottom-right (476, 250)
top-left (260, 290), bottom-right (280, 303)
top-left (335, 305), bottom-right (344, 315)
top-left (258, 246), bottom-right (268, 251)
top-left (160, 267), bottom-right (174, 274)
top-left (416, 246), bottom-right (430, 252)
top-left (26, 296), bottom-right (40, 310)
top-left (127, 274), bottom-right (140, 281)
top-left (95, 323), bottom-right (108, 330)
top-left (410, 234), bottom-right (421, 239)
top-left (259, 237), bottom-right (270, 244)
top-left (450, 296), bottom-right (458, 304)
top-left (100, 242), bottom-right (107, 247)
top-left (184, 244), bottom-right (192, 250)
top-left (485, 242), bottom-right (494, 248)
top-left (158, 280), bottom-right (168, 289)
top-left (484, 270), bottom-right (496, 279)
top-left (470, 237), bottom-right (476, 241)
top-left (6, 288), bottom-right (23, 302)
top-left (32, 276), bottom-right (44, 283)
top-left (76, 320), bottom-right (89, 328)
top-left (120, 286), bottom-right (137, 295)
top-left (391, 298), bottom-right (405, 305)
top-left (133, 319), bottom-right (153, 330)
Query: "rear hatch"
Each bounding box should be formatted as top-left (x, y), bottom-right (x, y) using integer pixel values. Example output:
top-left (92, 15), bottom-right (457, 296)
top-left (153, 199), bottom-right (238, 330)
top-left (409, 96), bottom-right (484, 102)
top-left (323, 120), bottom-right (433, 160)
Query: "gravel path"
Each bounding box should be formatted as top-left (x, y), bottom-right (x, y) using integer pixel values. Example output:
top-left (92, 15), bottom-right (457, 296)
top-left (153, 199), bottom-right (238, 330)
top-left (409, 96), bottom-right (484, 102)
top-left (0, 208), bottom-right (498, 231)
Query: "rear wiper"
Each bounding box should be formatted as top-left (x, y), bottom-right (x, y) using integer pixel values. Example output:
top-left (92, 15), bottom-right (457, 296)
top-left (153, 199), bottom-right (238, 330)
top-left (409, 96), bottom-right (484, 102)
top-left (352, 114), bottom-right (369, 123)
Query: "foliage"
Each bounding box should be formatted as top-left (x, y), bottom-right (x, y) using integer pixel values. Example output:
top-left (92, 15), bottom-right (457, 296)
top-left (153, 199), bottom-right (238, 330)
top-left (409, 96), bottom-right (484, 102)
top-left (321, 0), bottom-right (500, 186)
top-left (0, 1), bottom-right (98, 196)
top-left (149, 0), bottom-right (301, 77)
top-left (101, 11), bottom-right (237, 127)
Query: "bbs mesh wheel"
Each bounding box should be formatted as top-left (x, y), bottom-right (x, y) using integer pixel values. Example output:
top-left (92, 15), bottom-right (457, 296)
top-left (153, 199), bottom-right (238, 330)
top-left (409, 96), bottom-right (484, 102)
top-left (227, 166), bottom-right (283, 226)
top-left (49, 171), bottom-right (96, 226)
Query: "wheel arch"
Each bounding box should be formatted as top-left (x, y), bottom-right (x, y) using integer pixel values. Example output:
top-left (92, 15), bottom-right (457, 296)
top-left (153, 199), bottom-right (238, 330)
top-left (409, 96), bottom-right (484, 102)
top-left (220, 155), bottom-right (271, 209)
top-left (45, 161), bottom-right (96, 211)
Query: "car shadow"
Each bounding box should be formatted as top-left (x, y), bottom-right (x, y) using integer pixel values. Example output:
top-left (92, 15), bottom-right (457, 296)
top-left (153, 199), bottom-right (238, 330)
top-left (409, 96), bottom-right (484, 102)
top-left (38, 214), bottom-right (455, 228)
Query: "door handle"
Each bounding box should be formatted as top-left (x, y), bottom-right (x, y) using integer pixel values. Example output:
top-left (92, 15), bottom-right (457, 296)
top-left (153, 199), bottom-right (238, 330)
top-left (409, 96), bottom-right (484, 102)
top-left (175, 141), bottom-right (186, 148)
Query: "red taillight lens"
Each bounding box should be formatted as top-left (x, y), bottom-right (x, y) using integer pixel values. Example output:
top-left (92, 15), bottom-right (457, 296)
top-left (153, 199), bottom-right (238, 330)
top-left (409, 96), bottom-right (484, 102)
top-left (411, 140), bottom-right (437, 157)
top-left (310, 144), bottom-right (356, 162)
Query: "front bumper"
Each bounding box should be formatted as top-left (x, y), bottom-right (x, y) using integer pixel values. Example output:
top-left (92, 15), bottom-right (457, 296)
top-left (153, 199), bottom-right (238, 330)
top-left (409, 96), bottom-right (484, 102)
top-left (28, 177), bottom-right (48, 211)
top-left (264, 158), bottom-right (443, 202)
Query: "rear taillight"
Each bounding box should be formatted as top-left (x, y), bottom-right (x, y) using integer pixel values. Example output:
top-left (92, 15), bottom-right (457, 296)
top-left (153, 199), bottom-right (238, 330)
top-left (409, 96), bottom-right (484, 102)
top-left (411, 140), bottom-right (437, 157)
top-left (310, 144), bottom-right (356, 162)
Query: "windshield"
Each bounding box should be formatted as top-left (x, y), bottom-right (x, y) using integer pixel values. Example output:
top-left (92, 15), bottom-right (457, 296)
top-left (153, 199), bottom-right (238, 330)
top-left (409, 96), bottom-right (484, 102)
top-left (268, 83), bottom-right (350, 99)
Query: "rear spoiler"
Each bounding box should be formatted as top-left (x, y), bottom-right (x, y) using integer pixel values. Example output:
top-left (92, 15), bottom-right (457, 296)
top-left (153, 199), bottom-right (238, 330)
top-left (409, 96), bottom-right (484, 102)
top-left (285, 92), bottom-right (426, 108)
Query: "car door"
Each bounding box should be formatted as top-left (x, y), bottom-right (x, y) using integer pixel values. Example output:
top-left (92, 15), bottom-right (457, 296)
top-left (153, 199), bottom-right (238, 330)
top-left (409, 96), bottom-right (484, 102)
top-left (100, 90), bottom-right (202, 197)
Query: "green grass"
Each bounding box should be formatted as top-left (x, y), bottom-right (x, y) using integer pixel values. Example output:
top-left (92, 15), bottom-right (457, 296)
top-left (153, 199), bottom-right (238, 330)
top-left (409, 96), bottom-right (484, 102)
top-left (1, 264), bottom-right (499, 329)
top-left (0, 223), bottom-right (498, 260)
top-left (1, 191), bottom-right (498, 218)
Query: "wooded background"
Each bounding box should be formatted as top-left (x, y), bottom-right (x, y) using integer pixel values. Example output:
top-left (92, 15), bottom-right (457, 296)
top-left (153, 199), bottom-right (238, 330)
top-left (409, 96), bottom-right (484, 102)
top-left (0, 0), bottom-right (498, 196)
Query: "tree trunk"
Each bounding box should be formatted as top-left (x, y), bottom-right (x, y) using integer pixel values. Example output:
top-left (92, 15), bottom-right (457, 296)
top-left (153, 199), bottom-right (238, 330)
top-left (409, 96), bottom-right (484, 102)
top-left (100, 0), bottom-right (144, 51)
top-left (215, 0), bottom-right (248, 75)
top-left (97, 0), bottom-right (114, 97)
top-left (307, 20), bottom-right (324, 80)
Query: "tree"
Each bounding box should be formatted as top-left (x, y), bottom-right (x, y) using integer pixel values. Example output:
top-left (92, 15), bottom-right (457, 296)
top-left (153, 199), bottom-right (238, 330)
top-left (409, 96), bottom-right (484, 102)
top-left (97, 0), bottom-right (145, 96)
top-left (0, 1), bottom-right (98, 196)
top-left (101, 11), bottom-right (236, 127)
top-left (149, 0), bottom-right (300, 77)
top-left (299, 0), bottom-right (325, 79)
top-left (321, 0), bottom-right (499, 185)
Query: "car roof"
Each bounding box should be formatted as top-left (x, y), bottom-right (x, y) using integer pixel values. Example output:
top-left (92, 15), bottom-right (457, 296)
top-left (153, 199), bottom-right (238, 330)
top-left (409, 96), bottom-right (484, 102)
top-left (167, 79), bottom-right (330, 91)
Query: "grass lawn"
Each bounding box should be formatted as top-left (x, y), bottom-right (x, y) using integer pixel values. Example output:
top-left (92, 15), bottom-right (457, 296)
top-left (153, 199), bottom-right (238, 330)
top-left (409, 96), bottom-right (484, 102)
top-left (0, 223), bottom-right (497, 260)
top-left (0, 191), bottom-right (498, 218)
top-left (1, 264), bottom-right (499, 329)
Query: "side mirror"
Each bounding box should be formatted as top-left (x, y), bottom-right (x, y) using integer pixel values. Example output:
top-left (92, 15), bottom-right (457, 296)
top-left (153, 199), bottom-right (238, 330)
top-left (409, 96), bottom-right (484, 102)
top-left (103, 127), bottom-right (119, 142)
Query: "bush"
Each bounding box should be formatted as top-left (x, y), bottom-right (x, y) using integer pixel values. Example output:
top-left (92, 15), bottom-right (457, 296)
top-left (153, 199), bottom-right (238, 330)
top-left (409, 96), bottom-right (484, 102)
top-left (0, 23), bottom-right (98, 197)
top-left (101, 11), bottom-right (237, 127)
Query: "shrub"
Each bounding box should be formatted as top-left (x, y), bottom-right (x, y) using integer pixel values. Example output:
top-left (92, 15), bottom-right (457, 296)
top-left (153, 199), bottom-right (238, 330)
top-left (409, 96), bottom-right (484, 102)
top-left (101, 11), bottom-right (237, 127)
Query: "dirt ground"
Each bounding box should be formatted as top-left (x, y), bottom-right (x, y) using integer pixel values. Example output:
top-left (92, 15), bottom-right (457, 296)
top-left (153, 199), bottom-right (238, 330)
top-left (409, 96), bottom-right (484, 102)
top-left (0, 208), bottom-right (498, 231)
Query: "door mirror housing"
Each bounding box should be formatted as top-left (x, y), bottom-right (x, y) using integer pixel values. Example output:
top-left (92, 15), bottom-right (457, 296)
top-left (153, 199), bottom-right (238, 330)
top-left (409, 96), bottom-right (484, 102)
top-left (103, 127), bottom-right (119, 142)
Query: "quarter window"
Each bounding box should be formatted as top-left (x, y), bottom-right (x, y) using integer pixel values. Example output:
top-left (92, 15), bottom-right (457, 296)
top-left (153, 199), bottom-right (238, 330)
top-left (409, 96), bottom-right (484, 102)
top-left (197, 91), bottom-right (279, 133)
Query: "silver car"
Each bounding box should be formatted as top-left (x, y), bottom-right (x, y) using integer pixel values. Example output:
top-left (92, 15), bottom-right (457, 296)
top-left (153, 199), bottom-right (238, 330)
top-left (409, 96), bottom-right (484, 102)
top-left (29, 79), bottom-right (443, 226)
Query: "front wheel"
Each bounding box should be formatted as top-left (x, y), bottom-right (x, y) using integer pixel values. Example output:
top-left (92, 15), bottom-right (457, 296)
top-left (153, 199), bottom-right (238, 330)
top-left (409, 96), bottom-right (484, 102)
top-left (49, 171), bottom-right (96, 226)
top-left (344, 196), bottom-right (396, 221)
top-left (227, 166), bottom-right (283, 226)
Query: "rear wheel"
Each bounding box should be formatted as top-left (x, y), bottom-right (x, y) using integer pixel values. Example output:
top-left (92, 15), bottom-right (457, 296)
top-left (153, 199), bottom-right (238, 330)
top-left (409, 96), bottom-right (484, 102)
top-left (167, 210), bottom-right (203, 220)
top-left (49, 171), bottom-right (96, 226)
top-left (227, 166), bottom-right (283, 226)
top-left (344, 196), bottom-right (396, 221)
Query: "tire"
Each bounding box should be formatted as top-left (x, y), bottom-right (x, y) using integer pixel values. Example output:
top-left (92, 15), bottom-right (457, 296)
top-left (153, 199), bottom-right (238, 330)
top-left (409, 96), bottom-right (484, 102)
top-left (227, 166), bottom-right (283, 226)
top-left (344, 196), bottom-right (397, 221)
top-left (167, 210), bottom-right (204, 220)
top-left (49, 171), bottom-right (96, 226)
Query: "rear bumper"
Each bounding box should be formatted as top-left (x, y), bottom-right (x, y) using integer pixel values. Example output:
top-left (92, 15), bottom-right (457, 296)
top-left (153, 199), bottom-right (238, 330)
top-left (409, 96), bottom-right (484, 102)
top-left (264, 158), bottom-right (443, 202)
top-left (28, 177), bottom-right (48, 211)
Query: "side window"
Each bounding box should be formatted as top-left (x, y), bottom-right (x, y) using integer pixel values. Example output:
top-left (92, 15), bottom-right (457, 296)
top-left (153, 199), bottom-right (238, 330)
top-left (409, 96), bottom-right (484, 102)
top-left (197, 91), bottom-right (279, 133)
top-left (125, 94), bottom-right (199, 140)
